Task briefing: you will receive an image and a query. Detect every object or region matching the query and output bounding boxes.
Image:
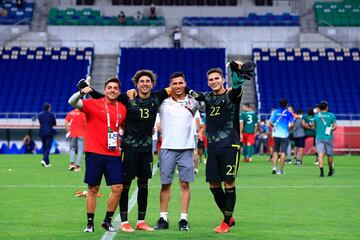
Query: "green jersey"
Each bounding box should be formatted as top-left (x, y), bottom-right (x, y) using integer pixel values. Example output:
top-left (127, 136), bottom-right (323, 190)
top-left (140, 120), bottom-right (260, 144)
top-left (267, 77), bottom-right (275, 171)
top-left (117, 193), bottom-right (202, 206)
top-left (240, 111), bottom-right (258, 134)
top-left (314, 112), bottom-right (336, 140)
top-left (302, 114), bottom-right (315, 137)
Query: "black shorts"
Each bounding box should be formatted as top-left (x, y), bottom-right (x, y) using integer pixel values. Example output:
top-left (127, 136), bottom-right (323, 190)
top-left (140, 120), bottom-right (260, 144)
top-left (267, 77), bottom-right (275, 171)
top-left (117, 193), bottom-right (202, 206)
top-left (122, 150), bottom-right (153, 181)
top-left (273, 137), bottom-right (289, 153)
top-left (84, 152), bottom-right (124, 186)
top-left (206, 145), bottom-right (240, 183)
top-left (294, 136), bottom-right (305, 148)
top-left (197, 140), bottom-right (205, 150)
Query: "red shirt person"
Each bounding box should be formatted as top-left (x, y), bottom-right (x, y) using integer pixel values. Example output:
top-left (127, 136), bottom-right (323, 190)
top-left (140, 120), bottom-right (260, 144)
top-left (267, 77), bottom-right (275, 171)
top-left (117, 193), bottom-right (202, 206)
top-left (65, 109), bottom-right (86, 171)
top-left (68, 77), bottom-right (126, 233)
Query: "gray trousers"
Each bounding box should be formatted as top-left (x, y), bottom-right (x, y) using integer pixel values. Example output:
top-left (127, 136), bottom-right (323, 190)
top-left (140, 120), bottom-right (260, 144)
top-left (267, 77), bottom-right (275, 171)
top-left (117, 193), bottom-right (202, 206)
top-left (69, 137), bottom-right (84, 166)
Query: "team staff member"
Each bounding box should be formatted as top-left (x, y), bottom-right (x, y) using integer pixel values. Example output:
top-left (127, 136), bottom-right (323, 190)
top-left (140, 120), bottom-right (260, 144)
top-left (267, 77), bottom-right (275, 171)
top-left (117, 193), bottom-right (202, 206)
top-left (192, 61), bottom-right (255, 233)
top-left (80, 70), bottom-right (171, 232)
top-left (38, 103), bottom-right (57, 167)
top-left (314, 101), bottom-right (337, 177)
top-left (65, 108), bottom-right (86, 171)
top-left (68, 77), bottom-right (127, 233)
top-left (269, 98), bottom-right (294, 175)
top-left (154, 72), bottom-right (201, 231)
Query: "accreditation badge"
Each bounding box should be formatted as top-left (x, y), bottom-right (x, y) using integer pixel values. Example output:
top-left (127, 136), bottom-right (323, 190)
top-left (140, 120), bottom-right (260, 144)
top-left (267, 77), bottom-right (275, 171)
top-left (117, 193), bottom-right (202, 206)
top-left (108, 131), bottom-right (118, 149)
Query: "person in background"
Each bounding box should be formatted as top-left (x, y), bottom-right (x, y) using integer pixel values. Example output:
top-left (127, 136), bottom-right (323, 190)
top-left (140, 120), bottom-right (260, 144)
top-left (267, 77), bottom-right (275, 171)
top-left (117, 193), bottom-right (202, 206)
top-left (65, 108), bottom-right (86, 171)
top-left (118, 11), bottom-right (126, 25)
top-left (269, 98), bottom-right (294, 175)
top-left (23, 134), bottom-right (36, 154)
top-left (314, 101), bottom-right (337, 177)
top-left (293, 109), bottom-right (305, 165)
top-left (38, 103), bottom-right (57, 167)
top-left (240, 103), bottom-right (258, 162)
top-left (149, 3), bottom-right (157, 19)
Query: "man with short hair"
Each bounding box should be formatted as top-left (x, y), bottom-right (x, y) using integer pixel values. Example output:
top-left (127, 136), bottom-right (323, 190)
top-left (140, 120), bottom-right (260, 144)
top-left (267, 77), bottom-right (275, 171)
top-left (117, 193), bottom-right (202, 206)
top-left (191, 60), bottom-right (255, 233)
top-left (68, 77), bottom-right (127, 233)
top-left (314, 101), bottom-right (337, 177)
top-left (269, 98), bottom-right (294, 175)
top-left (38, 102), bottom-right (57, 167)
top-left (79, 70), bottom-right (171, 232)
top-left (240, 103), bottom-right (258, 162)
top-left (154, 72), bottom-right (201, 231)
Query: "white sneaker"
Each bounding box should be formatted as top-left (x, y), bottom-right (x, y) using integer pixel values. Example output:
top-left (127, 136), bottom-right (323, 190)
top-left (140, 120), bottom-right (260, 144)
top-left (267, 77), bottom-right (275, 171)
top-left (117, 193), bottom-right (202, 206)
top-left (41, 160), bottom-right (46, 167)
top-left (194, 169), bottom-right (199, 174)
top-left (276, 170), bottom-right (285, 175)
top-left (45, 163), bottom-right (52, 168)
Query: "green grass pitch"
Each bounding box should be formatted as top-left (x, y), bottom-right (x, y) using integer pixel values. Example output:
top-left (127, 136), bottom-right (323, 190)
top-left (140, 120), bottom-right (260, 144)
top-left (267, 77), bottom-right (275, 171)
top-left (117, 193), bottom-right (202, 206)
top-left (0, 154), bottom-right (359, 240)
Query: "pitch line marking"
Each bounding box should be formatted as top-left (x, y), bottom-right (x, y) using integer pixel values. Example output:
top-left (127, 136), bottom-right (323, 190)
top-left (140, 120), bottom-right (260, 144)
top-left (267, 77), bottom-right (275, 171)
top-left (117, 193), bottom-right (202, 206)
top-left (101, 163), bottom-right (159, 240)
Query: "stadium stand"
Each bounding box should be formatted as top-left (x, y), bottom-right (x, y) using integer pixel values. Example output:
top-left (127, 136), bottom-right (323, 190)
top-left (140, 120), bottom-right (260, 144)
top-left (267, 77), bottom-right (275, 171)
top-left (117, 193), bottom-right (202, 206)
top-left (0, 46), bottom-right (93, 114)
top-left (253, 47), bottom-right (360, 119)
top-left (183, 13), bottom-right (300, 26)
top-left (314, 0), bottom-right (360, 26)
top-left (48, 7), bottom-right (165, 26)
top-left (0, 0), bottom-right (34, 25)
top-left (110, 0), bottom-right (238, 6)
top-left (118, 47), bottom-right (225, 92)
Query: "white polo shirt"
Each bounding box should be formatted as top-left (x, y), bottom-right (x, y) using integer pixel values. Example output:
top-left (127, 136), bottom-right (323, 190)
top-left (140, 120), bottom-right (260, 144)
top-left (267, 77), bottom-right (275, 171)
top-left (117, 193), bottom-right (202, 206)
top-left (159, 95), bottom-right (197, 149)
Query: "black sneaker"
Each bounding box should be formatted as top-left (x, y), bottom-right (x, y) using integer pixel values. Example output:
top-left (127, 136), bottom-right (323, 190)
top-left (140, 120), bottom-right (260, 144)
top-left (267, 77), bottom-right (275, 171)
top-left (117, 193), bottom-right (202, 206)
top-left (178, 219), bottom-right (189, 231)
top-left (272, 169), bottom-right (276, 174)
top-left (320, 172), bottom-right (324, 177)
top-left (101, 221), bottom-right (116, 232)
top-left (154, 217), bottom-right (169, 230)
top-left (328, 169), bottom-right (335, 176)
top-left (84, 225), bottom-right (94, 233)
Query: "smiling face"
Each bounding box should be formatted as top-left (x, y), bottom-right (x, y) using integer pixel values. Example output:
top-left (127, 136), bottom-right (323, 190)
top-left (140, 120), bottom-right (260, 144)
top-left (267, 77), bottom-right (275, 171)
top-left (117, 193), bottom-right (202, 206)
top-left (104, 82), bottom-right (120, 103)
top-left (137, 75), bottom-right (154, 97)
top-left (170, 76), bottom-right (186, 99)
top-left (207, 72), bottom-right (225, 94)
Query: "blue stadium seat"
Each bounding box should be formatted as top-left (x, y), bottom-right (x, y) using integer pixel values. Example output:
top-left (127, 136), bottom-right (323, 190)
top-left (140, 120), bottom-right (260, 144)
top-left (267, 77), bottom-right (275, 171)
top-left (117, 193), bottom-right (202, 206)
top-left (0, 46), bottom-right (93, 114)
top-left (254, 48), bottom-right (360, 118)
top-left (118, 48), bottom-right (225, 92)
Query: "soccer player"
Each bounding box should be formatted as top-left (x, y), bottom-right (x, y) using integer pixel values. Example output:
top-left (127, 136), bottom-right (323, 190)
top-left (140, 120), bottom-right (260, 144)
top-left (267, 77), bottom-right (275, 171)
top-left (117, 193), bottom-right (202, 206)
top-left (269, 98), bottom-right (295, 175)
top-left (80, 70), bottom-right (170, 232)
top-left (191, 60), bottom-right (255, 233)
top-left (302, 107), bottom-right (317, 164)
top-left (65, 108), bottom-right (86, 171)
top-left (154, 72), bottom-right (201, 231)
top-left (68, 77), bottom-right (127, 233)
top-left (313, 101), bottom-right (337, 177)
top-left (240, 103), bottom-right (259, 162)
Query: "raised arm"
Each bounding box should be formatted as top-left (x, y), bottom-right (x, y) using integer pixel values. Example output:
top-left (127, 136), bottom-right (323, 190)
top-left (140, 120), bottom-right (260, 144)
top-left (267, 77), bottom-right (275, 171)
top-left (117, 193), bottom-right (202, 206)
top-left (68, 86), bottom-right (93, 109)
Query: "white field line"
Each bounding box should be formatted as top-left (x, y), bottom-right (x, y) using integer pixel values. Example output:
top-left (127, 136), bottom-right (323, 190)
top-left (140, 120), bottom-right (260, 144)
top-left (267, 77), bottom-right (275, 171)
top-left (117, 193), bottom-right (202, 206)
top-left (1, 184), bottom-right (360, 189)
top-left (100, 163), bottom-right (159, 240)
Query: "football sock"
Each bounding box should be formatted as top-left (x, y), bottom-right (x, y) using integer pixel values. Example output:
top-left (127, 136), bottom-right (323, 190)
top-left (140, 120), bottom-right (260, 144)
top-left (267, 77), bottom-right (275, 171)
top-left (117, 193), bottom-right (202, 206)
top-left (248, 145), bottom-right (253, 158)
top-left (210, 187), bottom-right (225, 214)
top-left (180, 213), bottom-right (188, 221)
top-left (160, 212), bottom-right (168, 221)
top-left (87, 213), bottom-right (94, 226)
top-left (137, 179), bottom-right (148, 221)
top-left (224, 187), bottom-right (236, 225)
top-left (103, 211), bottom-right (114, 223)
top-left (119, 182), bottom-right (131, 222)
top-left (243, 146), bottom-right (248, 158)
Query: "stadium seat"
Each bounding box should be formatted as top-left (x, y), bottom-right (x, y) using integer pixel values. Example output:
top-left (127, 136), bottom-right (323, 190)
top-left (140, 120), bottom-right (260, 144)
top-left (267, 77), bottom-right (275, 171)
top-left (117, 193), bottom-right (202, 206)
top-left (254, 48), bottom-right (360, 118)
top-left (118, 48), bottom-right (225, 92)
top-left (0, 47), bottom-right (93, 114)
